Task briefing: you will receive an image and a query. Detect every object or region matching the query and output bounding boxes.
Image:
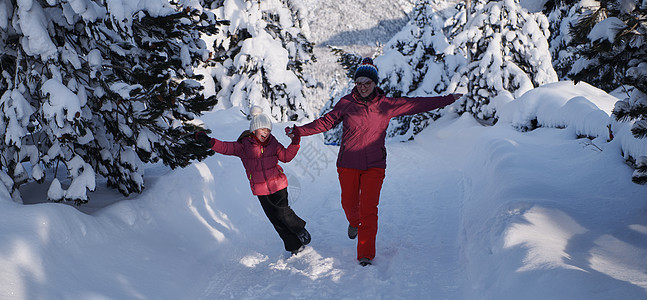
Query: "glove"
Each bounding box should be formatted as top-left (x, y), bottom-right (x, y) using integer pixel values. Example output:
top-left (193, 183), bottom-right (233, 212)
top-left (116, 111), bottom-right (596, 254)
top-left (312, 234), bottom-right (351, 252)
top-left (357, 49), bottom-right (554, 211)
top-left (195, 131), bottom-right (213, 148)
top-left (290, 126), bottom-right (301, 145)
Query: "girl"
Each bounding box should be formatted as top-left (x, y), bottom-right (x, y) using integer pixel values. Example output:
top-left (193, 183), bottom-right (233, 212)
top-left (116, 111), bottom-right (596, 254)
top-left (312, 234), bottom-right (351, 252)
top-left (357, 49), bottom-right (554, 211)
top-left (196, 106), bottom-right (310, 255)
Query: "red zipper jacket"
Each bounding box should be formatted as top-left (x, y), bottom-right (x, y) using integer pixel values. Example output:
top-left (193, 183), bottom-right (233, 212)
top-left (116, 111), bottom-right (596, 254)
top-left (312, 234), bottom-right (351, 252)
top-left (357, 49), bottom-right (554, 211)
top-left (297, 87), bottom-right (456, 170)
top-left (209, 132), bottom-right (299, 196)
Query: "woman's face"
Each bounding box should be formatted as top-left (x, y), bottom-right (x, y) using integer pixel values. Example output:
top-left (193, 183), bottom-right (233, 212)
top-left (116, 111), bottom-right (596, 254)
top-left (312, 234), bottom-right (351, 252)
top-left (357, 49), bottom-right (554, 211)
top-left (356, 77), bottom-right (376, 98)
top-left (254, 128), bottom-right (271, 143)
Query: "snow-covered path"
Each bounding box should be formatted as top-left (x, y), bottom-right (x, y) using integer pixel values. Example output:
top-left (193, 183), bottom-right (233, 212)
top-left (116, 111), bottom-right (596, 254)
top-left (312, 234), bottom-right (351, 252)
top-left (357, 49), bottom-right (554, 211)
top-left (189, 108), bottom-right (646, 299)
top-left (3, 1), bottom-right (647, 299)
top-left (3, 106), bottom-right (646, 299)
top-left (191, 114), bottom-right (473, 299)
top-left (373, 128), bottom-right (470, 298)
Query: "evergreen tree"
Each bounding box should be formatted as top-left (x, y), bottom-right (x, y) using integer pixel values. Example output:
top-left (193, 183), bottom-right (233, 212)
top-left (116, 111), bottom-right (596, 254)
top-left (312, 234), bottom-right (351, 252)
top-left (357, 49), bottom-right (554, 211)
top-left (453, 0), bottom-right (558, 122)
top-left (0, 0), bottom-right (224, 204)
top-left (544, 0), bottom-right (592, 80)
top-left (633, 156), bottom-right (647, 185)
top-left (568, 0), bottom-right (646, 184)
top-left (318, 47), bottom-right (361, 146)
top-left (569, 0), bottom-right (646, 92)
top-left (377, 0), bottom-right (466, 140)
top-left (207, 0), bottom-right (316, 122)
top-left (319, 0), bottom-right (467, 143)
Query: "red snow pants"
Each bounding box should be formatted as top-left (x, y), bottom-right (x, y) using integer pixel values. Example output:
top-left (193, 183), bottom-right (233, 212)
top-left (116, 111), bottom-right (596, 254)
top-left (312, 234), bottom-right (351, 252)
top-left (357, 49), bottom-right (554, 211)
top-left (337, 167), bottom-right (386, 260)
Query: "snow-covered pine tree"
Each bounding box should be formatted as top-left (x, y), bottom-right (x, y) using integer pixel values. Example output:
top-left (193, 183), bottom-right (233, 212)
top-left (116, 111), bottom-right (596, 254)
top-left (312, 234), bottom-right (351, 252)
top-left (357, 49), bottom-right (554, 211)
top-left (453, 0), bottom-right (558, 123)
top-left (446, 1), bottom-right (469, 40)
top-left (0, 0), bottom-right (224, 204)
top-left (569, 0), bottom-right (646, 91)
top-left (568, 0), bottom-right (646, 184)
top-left (317, 47), bottom-right (361, 146)
top-left (633, 156), bottom-right (647, 184)
top-left (208, 0), bottom-right (316, 122)
top-left (329, 47), bottom-right (364, 81)
top-left (377, 0), bottom-right (466, 140)
top-left (544, 0), bottom-right (592, 80)
top-left (82, 4), bottom-right (225, 197)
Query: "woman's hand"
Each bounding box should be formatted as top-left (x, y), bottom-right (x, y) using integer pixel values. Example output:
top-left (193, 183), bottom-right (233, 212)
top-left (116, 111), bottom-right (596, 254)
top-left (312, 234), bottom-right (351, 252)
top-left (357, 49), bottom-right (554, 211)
top-left (287, 126), bottom-right (301, 145)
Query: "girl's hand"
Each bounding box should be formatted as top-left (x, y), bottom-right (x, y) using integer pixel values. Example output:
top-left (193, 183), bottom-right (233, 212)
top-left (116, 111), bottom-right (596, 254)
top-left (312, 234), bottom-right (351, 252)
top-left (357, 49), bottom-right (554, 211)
top-left (195, 131), bottom-right (213, 147)
top-left (285, 126), bottom-right (294, 137)
top-left (290, 126), bottom-right (301, 145)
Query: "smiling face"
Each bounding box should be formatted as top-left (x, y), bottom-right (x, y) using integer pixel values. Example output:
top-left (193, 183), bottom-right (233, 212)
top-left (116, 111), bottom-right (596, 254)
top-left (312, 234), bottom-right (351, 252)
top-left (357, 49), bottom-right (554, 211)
top-left (355, 77), bottom-right (376, 98)
top-left (254, 128), bottom-right (271, 143)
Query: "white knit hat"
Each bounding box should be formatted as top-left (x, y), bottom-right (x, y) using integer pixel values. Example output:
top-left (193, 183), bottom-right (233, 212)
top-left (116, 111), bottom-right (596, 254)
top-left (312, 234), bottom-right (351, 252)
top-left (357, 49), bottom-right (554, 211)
top-left (249, 106), bottom-right (272, 132)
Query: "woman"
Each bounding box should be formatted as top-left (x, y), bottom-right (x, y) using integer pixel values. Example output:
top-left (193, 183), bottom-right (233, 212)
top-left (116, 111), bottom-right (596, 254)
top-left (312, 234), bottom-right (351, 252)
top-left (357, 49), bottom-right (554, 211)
top-left (286, 57), bottom-right (461, 266)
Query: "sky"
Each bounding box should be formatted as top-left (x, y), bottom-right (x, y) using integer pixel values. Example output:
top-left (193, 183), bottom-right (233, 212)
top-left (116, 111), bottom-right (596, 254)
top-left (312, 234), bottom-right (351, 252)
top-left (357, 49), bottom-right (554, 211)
top-left (2, 0), bottom-right (647, 299)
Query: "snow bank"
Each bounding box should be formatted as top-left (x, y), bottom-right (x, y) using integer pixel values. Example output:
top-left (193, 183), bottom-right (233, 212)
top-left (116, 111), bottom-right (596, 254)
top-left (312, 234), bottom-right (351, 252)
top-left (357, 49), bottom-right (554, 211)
top-left (497, 80), bottom-right (647, 160)
top-left (1, 79), bottom-right (646, 299)
top-left (497, 81), bottom-right (616, 133)
top-left (458, 112), bottom-right (647, 299)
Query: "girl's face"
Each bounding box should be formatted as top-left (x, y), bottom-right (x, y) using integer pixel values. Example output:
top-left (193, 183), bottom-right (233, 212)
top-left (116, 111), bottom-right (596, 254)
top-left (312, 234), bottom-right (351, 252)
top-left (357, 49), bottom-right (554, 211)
top-left (254, 128), bottom-right (271, 143)
top-left (356, 77), bottom-right (376, 98)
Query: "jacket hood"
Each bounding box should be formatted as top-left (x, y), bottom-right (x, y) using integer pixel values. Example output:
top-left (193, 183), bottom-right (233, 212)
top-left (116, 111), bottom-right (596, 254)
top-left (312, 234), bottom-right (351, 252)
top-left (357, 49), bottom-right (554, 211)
top-left (237, 130), bottom-right (253, 143)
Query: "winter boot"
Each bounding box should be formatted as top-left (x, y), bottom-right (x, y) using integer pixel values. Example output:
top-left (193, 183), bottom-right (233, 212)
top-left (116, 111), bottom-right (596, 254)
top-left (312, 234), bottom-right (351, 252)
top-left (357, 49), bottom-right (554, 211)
top-left (359, 257), bottom-right (372, 266)
top-left (348, 224), bottom-right (358, 239)
top-left (296, 228), bottom-right (311, 245)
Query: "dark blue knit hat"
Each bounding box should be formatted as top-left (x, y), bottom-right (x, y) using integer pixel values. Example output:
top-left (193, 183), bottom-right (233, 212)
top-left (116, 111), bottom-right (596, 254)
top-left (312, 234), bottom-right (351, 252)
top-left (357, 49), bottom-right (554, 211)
top-left (354, 57), bottom-right (379, 84)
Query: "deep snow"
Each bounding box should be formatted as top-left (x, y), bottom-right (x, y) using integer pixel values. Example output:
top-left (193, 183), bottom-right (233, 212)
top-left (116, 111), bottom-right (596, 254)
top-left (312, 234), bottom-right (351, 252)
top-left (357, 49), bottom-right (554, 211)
top-left (4, 80), bottom-right (647, 299)
top-left (2, 0), bottom-right (647, 299)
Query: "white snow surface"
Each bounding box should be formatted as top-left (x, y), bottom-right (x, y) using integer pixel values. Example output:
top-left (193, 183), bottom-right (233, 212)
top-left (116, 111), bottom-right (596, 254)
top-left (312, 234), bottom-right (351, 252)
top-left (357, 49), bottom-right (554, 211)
top-left (3, 0), bottom-right (647, 299)
top-left (588, 17), bottom-right (627, 43)
top-left (6, 86), bottom-right (647, 299)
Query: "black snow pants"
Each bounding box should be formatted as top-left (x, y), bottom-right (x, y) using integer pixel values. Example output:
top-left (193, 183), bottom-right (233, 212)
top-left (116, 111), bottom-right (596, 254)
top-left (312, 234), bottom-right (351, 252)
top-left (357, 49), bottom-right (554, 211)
top-left (257, 188), bottom-right (306, 252)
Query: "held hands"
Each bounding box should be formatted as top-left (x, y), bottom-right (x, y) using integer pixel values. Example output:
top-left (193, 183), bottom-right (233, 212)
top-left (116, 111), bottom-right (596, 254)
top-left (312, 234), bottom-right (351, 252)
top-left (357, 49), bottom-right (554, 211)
top-left (195, 131), bottom-right (214, 148)
top-left (285, 125), bottom-right (301, 145)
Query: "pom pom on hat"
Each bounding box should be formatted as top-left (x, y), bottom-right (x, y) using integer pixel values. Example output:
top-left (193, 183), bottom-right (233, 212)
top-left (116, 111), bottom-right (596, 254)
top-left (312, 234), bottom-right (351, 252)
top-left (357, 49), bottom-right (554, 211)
top-left (249, 105), bottom-right (272, 132)
top-left (250, 105), bottom-right (263, 117)
top-left (354, 57), bottom-right (379, 84)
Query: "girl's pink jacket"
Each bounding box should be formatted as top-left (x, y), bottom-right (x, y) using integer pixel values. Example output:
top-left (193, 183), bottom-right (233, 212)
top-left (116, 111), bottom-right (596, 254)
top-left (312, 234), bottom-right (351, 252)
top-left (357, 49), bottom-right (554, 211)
top-left (210, 134), bottom-right (299, 196)
top-left (297, 87), bottom-right (456, 170)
